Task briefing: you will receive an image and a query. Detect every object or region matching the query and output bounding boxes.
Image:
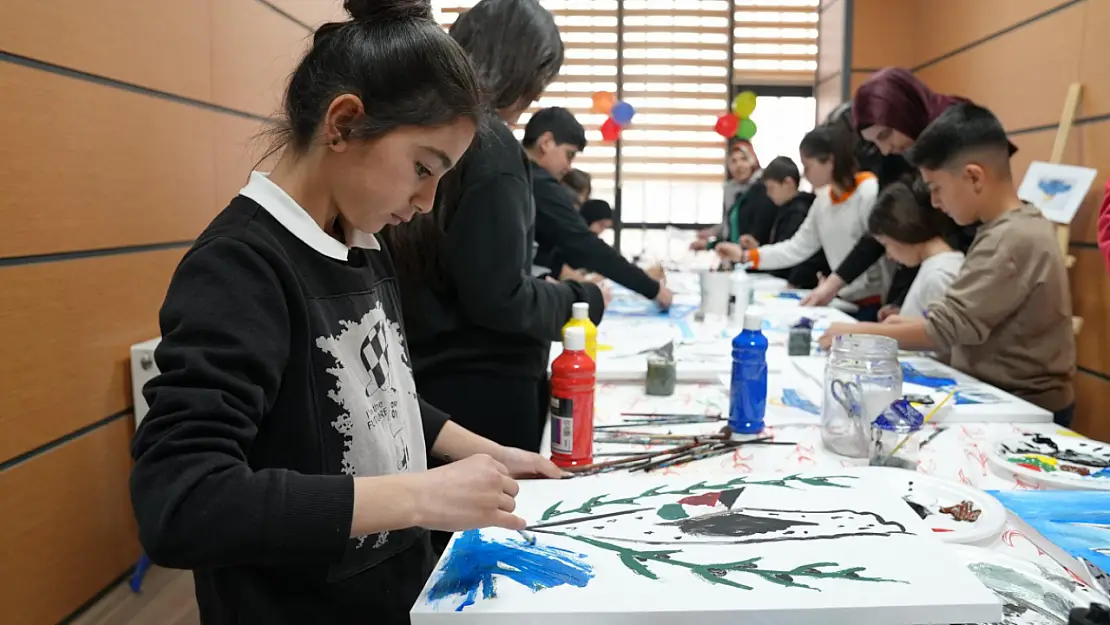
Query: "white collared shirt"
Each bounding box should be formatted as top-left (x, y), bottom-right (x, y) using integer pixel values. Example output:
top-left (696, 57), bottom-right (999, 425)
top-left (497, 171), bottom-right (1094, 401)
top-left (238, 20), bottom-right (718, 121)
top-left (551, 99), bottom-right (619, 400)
top-left (238, 171), bottom-right (379, 261)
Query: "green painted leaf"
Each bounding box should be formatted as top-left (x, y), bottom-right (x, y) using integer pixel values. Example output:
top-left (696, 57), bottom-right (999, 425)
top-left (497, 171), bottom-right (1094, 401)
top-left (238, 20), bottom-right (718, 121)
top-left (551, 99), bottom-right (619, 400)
top-left (541, 500), bottom-right (564, 521)
top-left (620, 553), bottom-right (658, 579)
top-left (656, 503), bottom-right (689, 520)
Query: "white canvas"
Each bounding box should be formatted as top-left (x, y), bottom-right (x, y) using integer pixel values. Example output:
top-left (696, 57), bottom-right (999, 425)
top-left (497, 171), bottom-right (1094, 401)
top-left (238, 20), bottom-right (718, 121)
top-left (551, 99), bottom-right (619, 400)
top-left (411, 472), bottom-right (1001, 625)
top-left (1016, 161), bottom-right (1099, 225)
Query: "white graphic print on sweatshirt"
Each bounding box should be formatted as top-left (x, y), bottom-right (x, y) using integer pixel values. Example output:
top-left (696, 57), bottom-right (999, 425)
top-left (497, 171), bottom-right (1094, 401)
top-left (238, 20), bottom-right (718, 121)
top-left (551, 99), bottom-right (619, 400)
top-left (316, 300), bottom-right (427, 549)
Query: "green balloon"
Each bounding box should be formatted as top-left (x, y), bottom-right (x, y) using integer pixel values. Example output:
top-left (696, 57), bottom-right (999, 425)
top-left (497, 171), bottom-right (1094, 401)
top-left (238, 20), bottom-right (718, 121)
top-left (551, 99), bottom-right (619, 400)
top-left (736, 118), bottom-right (758, 140)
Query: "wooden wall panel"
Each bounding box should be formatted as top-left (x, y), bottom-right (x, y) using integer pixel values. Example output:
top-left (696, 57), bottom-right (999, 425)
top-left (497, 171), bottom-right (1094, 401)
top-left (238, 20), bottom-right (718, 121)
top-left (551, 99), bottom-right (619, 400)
top-left (1078, 0), bottom-right (1110, 118)
top-left (849, 0), bottom-right (916, 69)
top-left (210, 0), bottom-right (312, 117)
top-left (0, 63), bottom-right (218, 259)
top-left (1071, 248), bottom-right (1110, 374)
top-left (912, 0), bottom-right (1072, 66)
top-left (0, 249), bottom-right (183, 463)
top-left (0, 417), bottom-right (140, 625)
top-left (1073, 370), bottom-right (1110, 441)
top-left (849, 70), bottom-right (873, 97)
top-left (1008, 129), bottom-right (1077, 184)
top-left (214, 116), bottom-right (272, 202)
top-left (915, 3), bottom-right (1084, 132)
top-left (270, 0), bottom-right (347, 27)
top-left (0, 1), bottom-right (211, 101)
top-left (1070, 121), bottom-right (1110, 245)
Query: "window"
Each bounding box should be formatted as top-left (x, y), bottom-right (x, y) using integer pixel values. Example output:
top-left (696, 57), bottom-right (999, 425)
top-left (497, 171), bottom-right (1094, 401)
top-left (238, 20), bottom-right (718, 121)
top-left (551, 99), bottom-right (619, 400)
top-left (435, 1), bottom-right (818, 261)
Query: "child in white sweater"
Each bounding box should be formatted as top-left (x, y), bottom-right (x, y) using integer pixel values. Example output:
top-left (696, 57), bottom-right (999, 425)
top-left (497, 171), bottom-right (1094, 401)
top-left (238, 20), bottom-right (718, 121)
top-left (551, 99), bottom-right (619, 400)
top-left (716, 126), bottom-right (886, 320)
top-left (867, 179), bottom-right (963, 320)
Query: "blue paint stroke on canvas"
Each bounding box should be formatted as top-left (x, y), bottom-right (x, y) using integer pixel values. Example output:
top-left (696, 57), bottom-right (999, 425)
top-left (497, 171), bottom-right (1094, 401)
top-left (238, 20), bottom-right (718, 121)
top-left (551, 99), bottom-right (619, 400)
top-left (1037, 178), bottom-right (1073, 198)
top-left (901, 362), bottom-right (957, 389)
top-left (989, 491), bottom-right (1110, 582)
top-left (782, 388), bottom-right (820, 415)
top-left (775, 291), bottom-right (804, 300)
top-left (426, 530), bottom-right (594, 611)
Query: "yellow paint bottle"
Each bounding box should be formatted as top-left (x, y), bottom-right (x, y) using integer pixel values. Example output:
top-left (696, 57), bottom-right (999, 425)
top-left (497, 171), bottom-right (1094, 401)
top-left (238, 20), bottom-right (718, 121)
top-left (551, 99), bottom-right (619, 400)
top-left (563, 302), bottom-right (598, 362)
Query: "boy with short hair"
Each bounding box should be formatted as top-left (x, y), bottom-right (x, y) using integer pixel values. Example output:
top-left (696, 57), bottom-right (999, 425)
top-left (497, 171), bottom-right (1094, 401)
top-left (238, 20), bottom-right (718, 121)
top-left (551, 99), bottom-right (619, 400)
top-left (866, 179), bottom-right (964, 319)
top-left (820, 103), bottom-right (1076, 425)
top-left (745, 156), bottom-right (828, 289)
top-left (524, 107), bottom-right (672, 308)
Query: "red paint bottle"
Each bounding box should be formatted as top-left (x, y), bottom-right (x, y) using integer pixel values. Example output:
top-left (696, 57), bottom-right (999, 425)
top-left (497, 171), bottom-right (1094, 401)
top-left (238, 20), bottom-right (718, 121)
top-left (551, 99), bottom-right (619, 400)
top-left (550, 326), bottom-right (596, 468)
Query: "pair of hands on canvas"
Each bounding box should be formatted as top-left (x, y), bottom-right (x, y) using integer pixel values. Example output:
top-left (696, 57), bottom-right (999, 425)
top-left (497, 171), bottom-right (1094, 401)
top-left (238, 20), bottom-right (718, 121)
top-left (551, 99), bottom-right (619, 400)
top-left (414, 449), bottom-right (564, 532)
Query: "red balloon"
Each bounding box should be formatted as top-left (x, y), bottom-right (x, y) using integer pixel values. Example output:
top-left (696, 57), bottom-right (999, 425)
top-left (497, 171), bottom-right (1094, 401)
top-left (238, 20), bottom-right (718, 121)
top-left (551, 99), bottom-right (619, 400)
top-left (715, 113), bottom-right (740, 138)
top-left (601, 117), bottom-right (621, 142)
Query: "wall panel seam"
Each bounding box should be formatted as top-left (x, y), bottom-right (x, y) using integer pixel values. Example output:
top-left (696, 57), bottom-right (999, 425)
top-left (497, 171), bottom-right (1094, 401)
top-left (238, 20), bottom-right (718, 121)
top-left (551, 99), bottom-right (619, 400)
top-left (1079, 367), bottom-right (1110, 383)
top-left (1, 52), bottom-right (271, 124)
top-left (0, 240), bottom-right (194, 268)
top-left (0, 408), bottom-right (132, 472)
top-left (911, 0), bottom-right (1085, 72)
top-left (254, 0), bottom-right (314, 31)
top-left (57, 567), bottom-right (137, 625)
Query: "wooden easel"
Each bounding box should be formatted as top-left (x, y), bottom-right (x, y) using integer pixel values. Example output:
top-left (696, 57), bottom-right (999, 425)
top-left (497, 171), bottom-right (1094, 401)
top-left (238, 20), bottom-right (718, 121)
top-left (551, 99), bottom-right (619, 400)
top-left (1046, 83), bottom-right (1084, 335)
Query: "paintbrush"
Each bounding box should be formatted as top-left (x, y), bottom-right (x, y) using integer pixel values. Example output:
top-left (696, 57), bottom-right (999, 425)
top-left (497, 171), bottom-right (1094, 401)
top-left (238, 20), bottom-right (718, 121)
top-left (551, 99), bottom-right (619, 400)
top-left (624, 441), bottom-right (718, 472)
top-left (621, 412), bottom-right (719, 418)
top-left (885, 390), bottom-right (955, 461)
top-left (917, 426), bottom-right (947, 450)
top-left (566, 442), bottom-right (702, 475)
top-left (517, 529), bottom-right (536, 545)
top-left (643, 437), bottom-right (776, 472)
top-left (526, 507), bottom-right (654, 531)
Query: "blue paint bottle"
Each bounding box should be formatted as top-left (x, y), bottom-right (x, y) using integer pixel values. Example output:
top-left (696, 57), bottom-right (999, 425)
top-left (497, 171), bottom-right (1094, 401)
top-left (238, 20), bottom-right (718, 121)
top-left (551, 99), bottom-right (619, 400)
top-left (729, 313), bottom-right (768, 435)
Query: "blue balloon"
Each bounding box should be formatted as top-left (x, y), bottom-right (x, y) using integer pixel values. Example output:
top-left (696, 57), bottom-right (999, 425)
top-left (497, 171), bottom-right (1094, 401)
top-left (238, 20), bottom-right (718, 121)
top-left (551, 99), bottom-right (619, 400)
top-left (611, 100), bottom-right (636, 126)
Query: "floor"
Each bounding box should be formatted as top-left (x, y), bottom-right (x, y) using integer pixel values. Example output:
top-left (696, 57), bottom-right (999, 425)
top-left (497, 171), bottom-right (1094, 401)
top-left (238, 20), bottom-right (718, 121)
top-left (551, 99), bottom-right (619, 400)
top-left (72, 566), bottom-right (199, 625)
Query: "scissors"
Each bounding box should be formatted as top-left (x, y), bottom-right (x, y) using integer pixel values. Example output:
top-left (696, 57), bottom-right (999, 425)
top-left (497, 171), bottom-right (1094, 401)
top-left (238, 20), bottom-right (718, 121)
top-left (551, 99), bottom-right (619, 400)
top-left (830, 380), bottom-right (864, 419)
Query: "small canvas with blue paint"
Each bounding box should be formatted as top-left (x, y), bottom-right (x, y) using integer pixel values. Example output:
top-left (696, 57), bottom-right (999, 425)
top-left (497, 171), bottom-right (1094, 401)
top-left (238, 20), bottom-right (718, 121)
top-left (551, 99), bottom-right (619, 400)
top-left (411, 472), bottom-right (1001, 624)
top-left (990, 490), bottom-right (1110, 593)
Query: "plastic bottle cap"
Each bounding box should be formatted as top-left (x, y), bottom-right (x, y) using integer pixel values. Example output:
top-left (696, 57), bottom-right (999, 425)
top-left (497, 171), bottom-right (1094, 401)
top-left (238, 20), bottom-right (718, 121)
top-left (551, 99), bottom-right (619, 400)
top-left (743, 313), bottom-right (762, 331)
top-left (572, 302), bottom-right (589, 320)
top-left (564, 326), bottom-right (587, 351)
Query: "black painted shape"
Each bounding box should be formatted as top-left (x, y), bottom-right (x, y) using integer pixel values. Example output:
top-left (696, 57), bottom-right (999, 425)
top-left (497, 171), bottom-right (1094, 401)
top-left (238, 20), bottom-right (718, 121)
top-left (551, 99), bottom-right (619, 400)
top-left (671, 511), bottom-right (815, 538)
top-left (718, 487), bottom-right (746, 510)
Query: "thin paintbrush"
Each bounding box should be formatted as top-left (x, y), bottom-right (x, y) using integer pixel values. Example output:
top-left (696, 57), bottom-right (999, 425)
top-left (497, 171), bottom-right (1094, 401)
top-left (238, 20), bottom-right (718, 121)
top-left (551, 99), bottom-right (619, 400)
top-left (621, 412), bottom-right (719, 418)
top-left (622, 441), bottom-right (717, 472)
top-left (526, 507), bottom-right (654, 531)
top-left (565, 442), bottom-right (702, 475)
top-left (885, 390), bottom-right (955, 461)
top-left (631, 439), bottom-right (746, 472)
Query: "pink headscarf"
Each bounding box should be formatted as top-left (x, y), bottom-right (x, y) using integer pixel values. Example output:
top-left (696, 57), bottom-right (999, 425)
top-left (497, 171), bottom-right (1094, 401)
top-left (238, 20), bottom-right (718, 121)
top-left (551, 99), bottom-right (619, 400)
top-left (852, 68), bottom-right (965, 139)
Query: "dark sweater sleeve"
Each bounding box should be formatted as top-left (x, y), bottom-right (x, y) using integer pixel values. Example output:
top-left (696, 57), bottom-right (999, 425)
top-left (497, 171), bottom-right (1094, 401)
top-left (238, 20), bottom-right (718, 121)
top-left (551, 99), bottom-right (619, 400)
top-left (418, 396), bottom-right (450, 450)
top-left (131, 237), bottom-right (352, 570)
top-left (534, 178), bottom-right (661, 300)
top-left (445, 173), bottom-right (595, 341)
top-left (740, 184), bottom-right (777, 246)
top-left (834, 235), bottom-right (886, 283)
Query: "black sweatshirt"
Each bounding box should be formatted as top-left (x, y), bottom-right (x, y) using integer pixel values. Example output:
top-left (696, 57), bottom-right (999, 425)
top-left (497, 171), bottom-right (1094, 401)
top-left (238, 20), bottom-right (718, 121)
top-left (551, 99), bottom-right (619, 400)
top-left (397, 118), bottom-right (604, 381)
top-left (131, 182), bottom-right (451, 625)
top-left (531, 163), bottom-right (661, 300)
top-left (763, 191), bottom-right (830, 289)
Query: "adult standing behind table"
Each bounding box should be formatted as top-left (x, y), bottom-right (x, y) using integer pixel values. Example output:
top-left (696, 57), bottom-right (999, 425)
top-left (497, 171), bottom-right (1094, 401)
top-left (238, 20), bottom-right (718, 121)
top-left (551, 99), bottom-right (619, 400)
top-left (801, 68), bottom-right (1013, 316)
top-left (525, 107), bottom-right (673, 309)
top-left (382, 0), bottom-right (606, 465)
top-left (691, 141), bottom-right (776, 251)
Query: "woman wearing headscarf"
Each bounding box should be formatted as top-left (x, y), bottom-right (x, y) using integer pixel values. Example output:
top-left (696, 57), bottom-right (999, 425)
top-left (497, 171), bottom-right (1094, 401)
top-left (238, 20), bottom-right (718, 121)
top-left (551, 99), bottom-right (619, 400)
top-left (692, 140), bottom-right (776, 251)
top-left (801, 68), bottom-right (1011, 315)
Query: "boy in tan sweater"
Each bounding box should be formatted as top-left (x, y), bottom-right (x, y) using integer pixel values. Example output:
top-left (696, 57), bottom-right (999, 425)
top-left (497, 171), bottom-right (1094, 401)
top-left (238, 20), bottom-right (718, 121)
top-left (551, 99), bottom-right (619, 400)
top-left (820, 103), bottom-right (1076, 426)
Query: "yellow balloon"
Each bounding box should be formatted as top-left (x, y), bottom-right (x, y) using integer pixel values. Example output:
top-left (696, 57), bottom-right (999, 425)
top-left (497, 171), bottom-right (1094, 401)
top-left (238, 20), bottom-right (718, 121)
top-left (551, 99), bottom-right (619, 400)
top-left (732, 91), bottom-right (758, 118)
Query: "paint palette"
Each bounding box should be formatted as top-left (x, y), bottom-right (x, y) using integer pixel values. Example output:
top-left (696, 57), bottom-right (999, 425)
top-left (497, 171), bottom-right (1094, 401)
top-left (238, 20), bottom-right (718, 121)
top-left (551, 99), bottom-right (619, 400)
top-left (850, 467), bottom-right (1006, 545)
top-left (413, 471), bottom-right (1002, 625)
top-left (987, 432), bottom-right (1110, 490)
top-left (952, 544), bottom-right (1089, 625)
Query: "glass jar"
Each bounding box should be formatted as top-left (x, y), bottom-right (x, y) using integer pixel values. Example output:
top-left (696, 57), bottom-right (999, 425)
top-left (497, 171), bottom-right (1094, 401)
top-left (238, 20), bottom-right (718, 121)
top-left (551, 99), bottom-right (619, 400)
top-left (820, 335), bottom-right (903, 458)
